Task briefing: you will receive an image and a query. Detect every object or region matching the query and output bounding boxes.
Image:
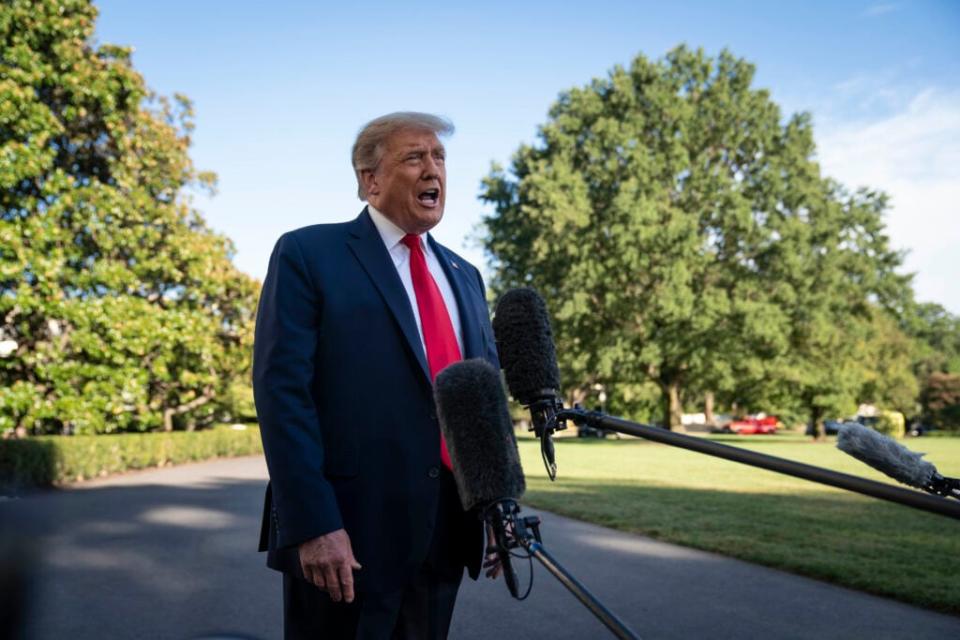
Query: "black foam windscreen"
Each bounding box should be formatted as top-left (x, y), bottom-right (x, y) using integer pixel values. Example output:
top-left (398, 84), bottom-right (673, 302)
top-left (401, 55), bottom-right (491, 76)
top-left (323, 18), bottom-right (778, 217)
top-left (837, 422), bottom-right (936, 489)
top-left (434, 359), bottom-right (526, 511)
top-left (492, 288), bottom-right (561, 405)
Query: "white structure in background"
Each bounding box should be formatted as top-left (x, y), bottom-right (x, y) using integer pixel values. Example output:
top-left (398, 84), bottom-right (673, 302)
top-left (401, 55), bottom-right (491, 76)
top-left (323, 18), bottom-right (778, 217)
top-left (682, 412), bottom-right (733, 428)
top-left (0, 339), bottom-right (17, 358)
top-left (47, 319), bottom-right (62, 337)
top-left (857, 404), bottom-right (879, 417)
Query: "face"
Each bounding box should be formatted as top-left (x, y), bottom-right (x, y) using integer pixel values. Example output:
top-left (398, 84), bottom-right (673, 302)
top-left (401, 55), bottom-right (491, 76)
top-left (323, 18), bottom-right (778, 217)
top-left (362, 128), bottom-right (446, 235)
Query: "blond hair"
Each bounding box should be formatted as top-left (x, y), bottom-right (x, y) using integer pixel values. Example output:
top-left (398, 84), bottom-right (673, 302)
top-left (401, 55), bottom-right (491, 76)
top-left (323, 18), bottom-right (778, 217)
top-left (351, 112), bottom-right (454, 200)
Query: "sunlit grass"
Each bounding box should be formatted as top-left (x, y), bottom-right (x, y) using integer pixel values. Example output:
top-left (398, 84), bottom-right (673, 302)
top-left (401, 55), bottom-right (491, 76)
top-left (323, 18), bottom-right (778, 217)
top-left (517, 432), bottom-right (960, 613)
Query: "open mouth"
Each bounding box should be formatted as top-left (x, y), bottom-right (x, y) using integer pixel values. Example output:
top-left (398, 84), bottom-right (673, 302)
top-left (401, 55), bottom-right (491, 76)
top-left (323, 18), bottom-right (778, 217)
top-left (418, 188), bottom-right (440, 206)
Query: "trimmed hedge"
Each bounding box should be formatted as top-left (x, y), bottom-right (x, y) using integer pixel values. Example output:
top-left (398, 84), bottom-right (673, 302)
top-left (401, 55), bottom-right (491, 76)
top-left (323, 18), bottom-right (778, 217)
top-left (0, 426), bottom-right (262, 492)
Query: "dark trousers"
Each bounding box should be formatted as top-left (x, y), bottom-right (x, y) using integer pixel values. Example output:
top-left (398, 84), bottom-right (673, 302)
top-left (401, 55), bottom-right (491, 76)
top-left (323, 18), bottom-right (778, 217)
top-left (283, 472), bottom-right (468, 639)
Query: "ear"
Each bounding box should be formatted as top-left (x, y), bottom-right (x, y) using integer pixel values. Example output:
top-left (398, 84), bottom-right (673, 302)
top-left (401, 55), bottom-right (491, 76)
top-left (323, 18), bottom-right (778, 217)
top-left (361, 169), bottom-right (380, 198)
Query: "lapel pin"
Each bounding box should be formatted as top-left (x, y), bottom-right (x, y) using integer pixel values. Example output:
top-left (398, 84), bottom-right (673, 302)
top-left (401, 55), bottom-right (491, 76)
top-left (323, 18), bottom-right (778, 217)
top-left (451, 261), bottom-right (459, 269)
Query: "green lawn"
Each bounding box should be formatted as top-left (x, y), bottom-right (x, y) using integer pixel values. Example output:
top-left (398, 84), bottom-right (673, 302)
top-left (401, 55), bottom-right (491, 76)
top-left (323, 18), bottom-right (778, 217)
top-left (516, 432), bottom-right (960, 614)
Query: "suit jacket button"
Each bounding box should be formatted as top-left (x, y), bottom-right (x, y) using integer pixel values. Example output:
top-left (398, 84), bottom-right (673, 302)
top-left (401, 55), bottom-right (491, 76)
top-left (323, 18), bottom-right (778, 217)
top-left (428, 466), bottom-right (440, 479)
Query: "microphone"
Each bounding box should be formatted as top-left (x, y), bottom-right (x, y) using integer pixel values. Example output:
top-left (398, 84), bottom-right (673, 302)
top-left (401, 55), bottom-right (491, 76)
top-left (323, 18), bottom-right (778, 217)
top-left (434, 358), bottom-right (526, 510)
top-left (434, 358), bottom-right (528, 597)
top-left (837, 423), bottom-right (959, 499)
top-left (433, 359), bottom-right (642, 640)
top-left (492, 288), bottom-right (561, 407)
top-left (492, 288), bottom-right (564, 479)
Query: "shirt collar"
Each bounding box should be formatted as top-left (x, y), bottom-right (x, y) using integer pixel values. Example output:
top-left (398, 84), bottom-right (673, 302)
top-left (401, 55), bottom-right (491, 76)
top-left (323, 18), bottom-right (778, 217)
top-left (367, 205), bottom-right (428, 252)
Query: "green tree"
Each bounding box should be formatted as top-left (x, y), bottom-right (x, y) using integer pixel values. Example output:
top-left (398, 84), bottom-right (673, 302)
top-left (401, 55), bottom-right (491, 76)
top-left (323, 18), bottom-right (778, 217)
top-left (766, 180), bottom-right (910, 438)
top-left (0, 0), bottom-right (258, 435)
top-left (920, 372), bottom-right (960, 432)
top-left (903, 302), bottom-right (960, 377)
top-left (481, 46), bottom-right (907, 432)
top-left (858, 309), bottom-right (920, 416)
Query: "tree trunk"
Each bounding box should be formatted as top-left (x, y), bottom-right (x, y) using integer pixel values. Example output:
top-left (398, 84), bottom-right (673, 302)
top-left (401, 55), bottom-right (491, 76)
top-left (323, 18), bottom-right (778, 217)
top-left (162, 388), bottom-right (214, 432)
top-left (568, 387), bottom-right (588, 408)
top-left (704, 391), bottom-right (716, 426)
top-left (809, 406), bottom-right (824, 441)
top-left (663, 381), bottom-right (685, 432)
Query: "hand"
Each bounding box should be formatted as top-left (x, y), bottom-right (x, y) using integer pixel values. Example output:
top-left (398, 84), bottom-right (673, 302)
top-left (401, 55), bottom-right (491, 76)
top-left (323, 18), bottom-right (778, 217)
top-left (298, 528), bottom-right (362, 603)
top-left (484, 523), bottom-right (503, 579)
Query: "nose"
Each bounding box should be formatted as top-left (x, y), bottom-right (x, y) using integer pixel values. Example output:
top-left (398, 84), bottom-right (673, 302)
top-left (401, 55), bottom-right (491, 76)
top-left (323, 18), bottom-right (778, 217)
top-left (422, 155), bottom-right (441, 178)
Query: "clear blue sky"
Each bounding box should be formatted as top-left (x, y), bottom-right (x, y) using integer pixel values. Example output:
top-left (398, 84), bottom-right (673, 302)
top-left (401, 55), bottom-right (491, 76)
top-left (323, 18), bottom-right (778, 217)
top-left (93, 0), bottom-right (960, 312)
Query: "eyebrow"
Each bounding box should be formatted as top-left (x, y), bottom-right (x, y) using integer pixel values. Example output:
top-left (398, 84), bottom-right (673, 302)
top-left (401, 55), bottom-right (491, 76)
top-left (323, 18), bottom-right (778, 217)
top-left (397, 143), bottom-right (445, 155)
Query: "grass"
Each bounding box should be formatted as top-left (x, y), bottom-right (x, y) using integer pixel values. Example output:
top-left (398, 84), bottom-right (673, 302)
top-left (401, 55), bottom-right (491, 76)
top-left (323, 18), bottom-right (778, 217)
top-left (516, 431), bottom-right (960, 614)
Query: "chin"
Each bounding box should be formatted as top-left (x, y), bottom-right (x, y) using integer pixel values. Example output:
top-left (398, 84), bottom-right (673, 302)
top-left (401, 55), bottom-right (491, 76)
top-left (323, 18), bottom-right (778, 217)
top-left (414, 210), bottom-right (444, 232)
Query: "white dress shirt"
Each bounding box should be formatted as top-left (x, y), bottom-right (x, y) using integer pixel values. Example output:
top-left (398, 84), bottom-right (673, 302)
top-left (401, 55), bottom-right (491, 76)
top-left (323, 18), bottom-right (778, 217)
top-left (367, 205), bottom-right (464, 358)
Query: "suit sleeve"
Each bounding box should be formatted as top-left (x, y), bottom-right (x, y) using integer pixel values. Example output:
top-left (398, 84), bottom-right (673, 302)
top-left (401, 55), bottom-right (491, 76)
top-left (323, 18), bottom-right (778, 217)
top-left (474, 267), bottom-right (501, 369)
top-left (253, 232), bottom-right (343, 549)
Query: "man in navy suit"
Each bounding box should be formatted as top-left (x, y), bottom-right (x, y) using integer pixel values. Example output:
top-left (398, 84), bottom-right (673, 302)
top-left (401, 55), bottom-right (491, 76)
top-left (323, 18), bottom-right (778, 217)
top-left (253, 112), bottom-right (500, 639)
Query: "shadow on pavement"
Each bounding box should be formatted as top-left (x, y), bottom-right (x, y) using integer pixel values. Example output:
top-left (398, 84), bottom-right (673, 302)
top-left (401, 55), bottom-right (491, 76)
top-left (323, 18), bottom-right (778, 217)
top-left (3, 466), bottom-right (959, 640)
top-left (2, 476), bottom-right (278, 640)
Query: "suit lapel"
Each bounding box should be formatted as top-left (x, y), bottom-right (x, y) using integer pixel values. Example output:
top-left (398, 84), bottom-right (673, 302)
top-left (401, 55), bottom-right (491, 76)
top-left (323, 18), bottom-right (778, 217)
top-left (346, 209), bottom-right (431, 383)
top-left (429, 235), bottom-right (485, 361)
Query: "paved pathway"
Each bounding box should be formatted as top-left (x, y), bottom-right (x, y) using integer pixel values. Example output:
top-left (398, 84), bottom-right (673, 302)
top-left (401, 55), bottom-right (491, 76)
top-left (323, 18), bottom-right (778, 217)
top-left (3, 456), bottom-right (958, 639)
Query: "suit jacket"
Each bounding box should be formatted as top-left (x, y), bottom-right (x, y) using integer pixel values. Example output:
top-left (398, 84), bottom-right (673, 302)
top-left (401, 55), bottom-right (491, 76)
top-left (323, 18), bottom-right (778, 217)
top-left (252, 207), bottom-right (499, 594)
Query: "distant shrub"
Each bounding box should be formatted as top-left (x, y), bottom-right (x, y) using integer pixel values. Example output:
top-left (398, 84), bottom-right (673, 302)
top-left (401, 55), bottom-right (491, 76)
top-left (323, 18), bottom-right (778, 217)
top-left (874, 411), bottom-right (906, 438)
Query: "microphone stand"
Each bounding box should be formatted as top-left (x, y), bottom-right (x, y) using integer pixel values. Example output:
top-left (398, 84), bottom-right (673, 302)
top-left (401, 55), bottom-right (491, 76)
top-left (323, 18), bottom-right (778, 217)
top-left (555, 408), bottom-right (960, 521)
top-left (485, 499), bottom-right (640, 640)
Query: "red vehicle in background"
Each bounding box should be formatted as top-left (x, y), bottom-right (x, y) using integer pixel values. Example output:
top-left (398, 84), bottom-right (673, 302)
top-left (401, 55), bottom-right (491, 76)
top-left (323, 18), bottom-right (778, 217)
top-left (728, 414), bottom-right (779, 435)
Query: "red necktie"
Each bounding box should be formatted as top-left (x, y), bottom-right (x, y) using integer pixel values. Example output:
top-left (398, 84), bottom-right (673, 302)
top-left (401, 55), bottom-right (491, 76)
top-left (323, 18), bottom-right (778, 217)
top-left (402, 234), bottom-right (461, 470)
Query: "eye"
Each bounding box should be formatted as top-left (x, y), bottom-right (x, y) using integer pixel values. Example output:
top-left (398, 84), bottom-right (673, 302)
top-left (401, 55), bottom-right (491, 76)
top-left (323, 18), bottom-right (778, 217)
top-left (405, 153), bottom-right (423, 164)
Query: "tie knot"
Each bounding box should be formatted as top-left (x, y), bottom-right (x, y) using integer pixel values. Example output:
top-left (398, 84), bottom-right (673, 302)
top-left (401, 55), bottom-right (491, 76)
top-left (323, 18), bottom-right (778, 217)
top-left (402, 234), bottom-right (423, 252)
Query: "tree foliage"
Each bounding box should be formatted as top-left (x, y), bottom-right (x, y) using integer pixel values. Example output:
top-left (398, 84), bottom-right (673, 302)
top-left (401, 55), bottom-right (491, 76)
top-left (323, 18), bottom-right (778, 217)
top-left (904, 302), bottom-right (960, 377)
top-left (481, 46), bottom-right (909, 432)
top-left (857, 309), bottom-right (920, 415)
top-left (920, 372), bottom-right (960, 432)
top-left (1, 0), bottom-right (258, 434)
